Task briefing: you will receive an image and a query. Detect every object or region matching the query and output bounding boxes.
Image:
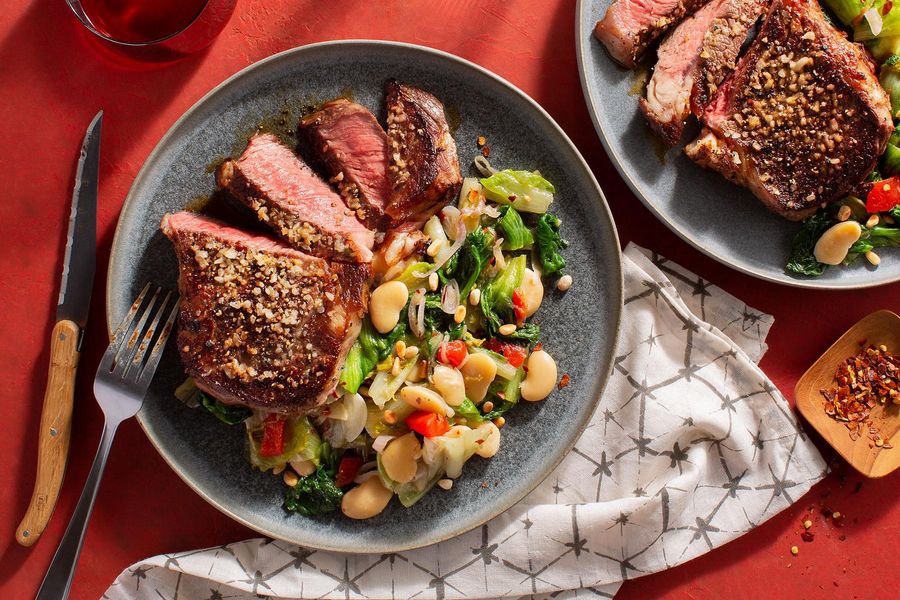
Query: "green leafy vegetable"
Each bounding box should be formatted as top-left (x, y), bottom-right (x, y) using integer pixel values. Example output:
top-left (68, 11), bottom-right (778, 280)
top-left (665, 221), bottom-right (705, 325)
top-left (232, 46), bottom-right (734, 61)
top-left (496, 206), bottom-right (534, 250)
top-left (392, 261), bottom-right (433, 292)
top-left (534, 213), bottom-right (568, 276)
top-left (880, 56), bottom-right (900, 118)
top-left (882, 144), bottom-right (900, 176)
top-left (199, 392), bottom-right (252, 425)
top-left (503, 322), bottom-right (541, 346)
top-left (248, 415), bottom-right (322, 472)
top-left (868, 35), bottom-right (900, 61)
top-left (480, 255), bottom-right (526, 337)
top-left (339, 319), bottom-right (406, 394)
top-left (847, 225), bottom-right (900, 262)
top-left (785, 211), bottom-right (834, 277)
top-left (480, 169), bottom-right (555, 214)
top-left (482, 365), bottom-right (525, 420)
top-left (284, 443), bottom-right (343, 516)
top-left (454, 398), bottom-right (485, 425)
top-left (890, 205), bottom-right (900, 220)
top-left (440, 227), bottom-right (492, 297)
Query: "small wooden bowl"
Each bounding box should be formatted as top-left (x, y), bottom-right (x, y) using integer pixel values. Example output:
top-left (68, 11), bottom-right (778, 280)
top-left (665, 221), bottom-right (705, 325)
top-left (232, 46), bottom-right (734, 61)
top-left (795, 310), bottom-right (900, 478)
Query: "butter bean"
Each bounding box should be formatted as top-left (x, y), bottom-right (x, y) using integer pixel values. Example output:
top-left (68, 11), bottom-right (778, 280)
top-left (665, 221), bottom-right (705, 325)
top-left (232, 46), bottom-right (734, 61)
top-left (519, 268), bottom-right (544, 318)
top-left (432, 364), bottom-right (466, 406)
top-left (813, 221), bottom-right (862, 265)
top-left (341, 476), bottom-right (393, 519)
top-left (474, 422), bottom-right (501, 458)
top-left (520, 350), bottom-right (557, 402)
top-left (370, 281), bottom-right (409, 333)
top-left (381, 432), bottom-right (421, 483)
top-left (400, 385), bottom-right (454, 416)
top-left (459, 353), bottom-right (497, 403)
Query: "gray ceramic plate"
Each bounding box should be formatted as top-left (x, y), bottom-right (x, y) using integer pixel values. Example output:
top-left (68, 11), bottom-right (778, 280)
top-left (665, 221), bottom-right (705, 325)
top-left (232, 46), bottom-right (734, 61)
top-left (107, 41), bottom-right (622, 552)
top-left (576, 0), bottom-right (900, 289)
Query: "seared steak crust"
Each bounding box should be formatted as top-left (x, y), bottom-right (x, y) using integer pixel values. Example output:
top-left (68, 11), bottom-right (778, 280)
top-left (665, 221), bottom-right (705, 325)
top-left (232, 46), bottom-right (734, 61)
top-left (384, 80), bottom-right (462, 225)
top-left (640, 0), bottom-right (765, 146)
top-left (217, 134), bottom-right (375, 262)
top-left (595, 0), bottom-right (712, 69)
top-left (161, 211), bottom-right (369, 413)
top-left (685, 0), bottom-right (893, 220)
top-left (298, 99), bottom-right (391, 229)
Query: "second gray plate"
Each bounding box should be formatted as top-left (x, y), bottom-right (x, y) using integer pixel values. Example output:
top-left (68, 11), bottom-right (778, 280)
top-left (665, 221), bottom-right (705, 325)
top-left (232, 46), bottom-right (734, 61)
top-left (577, 0), bottom-right (900, 289)
top-left (107, 40), bottom-right (622, 552)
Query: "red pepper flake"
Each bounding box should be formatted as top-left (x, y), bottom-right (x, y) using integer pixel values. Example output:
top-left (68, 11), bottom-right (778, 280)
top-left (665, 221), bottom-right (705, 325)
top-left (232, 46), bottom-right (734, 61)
top-left (801, 531), bottom-right (815, 543)
top-left (481, 145), bottom-right (491, 157)
top-left (820, 344), bottom-right (899, 446)
top-left (558, 374), bottom-right (571, 389)
top-left (883, 1), bottom-right (893, 15)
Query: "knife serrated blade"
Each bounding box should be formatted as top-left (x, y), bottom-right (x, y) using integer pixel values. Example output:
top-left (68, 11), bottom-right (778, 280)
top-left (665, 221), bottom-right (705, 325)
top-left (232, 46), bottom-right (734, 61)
top-left (57, 110), bottom-right (101, 337)
top-left (16, 111), bottom-right (102, 547)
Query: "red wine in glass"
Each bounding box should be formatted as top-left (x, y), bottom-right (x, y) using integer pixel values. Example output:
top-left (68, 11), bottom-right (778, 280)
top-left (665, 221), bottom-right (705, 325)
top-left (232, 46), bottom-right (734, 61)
top-left (67, 0), bottom-right (236, 61)
top-left (80, 0), bottom-right (208, 43)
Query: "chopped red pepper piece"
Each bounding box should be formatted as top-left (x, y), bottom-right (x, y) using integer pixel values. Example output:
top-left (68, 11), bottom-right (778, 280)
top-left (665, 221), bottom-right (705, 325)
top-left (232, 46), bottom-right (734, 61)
top-left (866, 176), bottom-right (900, 213)
top-left (334, 455), bottom-right (363, 488)
top-left (512, 288), bottom-right (527, 323)
top-left (405, 411), bottom-right (451, 437)
top-left (483, 338), bottom-right (527, 368)
top-left (259, 415), bottom-right (286, 457)
top-left (438, 340), bottom-right (468, 367)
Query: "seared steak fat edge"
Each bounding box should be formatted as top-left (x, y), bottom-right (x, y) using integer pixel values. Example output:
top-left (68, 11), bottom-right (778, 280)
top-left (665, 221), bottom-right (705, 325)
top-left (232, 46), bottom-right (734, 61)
top-left (161, 211), bottom-right (369, 414)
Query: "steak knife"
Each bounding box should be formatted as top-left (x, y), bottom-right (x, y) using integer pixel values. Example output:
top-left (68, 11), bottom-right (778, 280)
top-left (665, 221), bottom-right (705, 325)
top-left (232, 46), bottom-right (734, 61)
top-left (16, 111), bottom-right (102, 547)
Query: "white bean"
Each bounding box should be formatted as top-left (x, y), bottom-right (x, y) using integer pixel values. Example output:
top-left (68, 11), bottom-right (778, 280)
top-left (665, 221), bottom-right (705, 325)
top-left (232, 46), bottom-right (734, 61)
top-left (381, 432), bottom-right (420, 483)
top-left (519, 268), bottom-right (544, 318)
top-left (432, 364), bottom-right (466, 406)
top-left (370, 281), bottom-right (409, 333)
top-left (520, 350), bottom-right (557, 402)
top-left (399, 385), bottom-right (454, 416)
top-left (341, 476), bottom-right (393, 519)
top-left (556, 274), bottom-right (573, 292)
top-left (459, 353), bottom-right (497, 403)
top-left (474, 422), bottom-right (501, 458)
top-left (813, 221), bottom-right (862, 265)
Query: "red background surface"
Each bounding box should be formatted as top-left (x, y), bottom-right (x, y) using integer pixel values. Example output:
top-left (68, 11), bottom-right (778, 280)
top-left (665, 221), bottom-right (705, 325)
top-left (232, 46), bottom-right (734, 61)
top-left (1, 1), bottom-right (898, 598)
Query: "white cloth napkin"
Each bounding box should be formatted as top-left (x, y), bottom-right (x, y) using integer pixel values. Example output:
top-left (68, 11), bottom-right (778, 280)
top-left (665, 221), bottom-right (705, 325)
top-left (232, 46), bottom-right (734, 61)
top-left (106, 243), bottom-right (827, 600)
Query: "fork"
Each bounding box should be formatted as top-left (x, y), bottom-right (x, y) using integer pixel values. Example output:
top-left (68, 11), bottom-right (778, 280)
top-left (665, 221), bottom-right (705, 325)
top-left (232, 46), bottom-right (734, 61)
top-left (36, 284), bottom-right (179, 600)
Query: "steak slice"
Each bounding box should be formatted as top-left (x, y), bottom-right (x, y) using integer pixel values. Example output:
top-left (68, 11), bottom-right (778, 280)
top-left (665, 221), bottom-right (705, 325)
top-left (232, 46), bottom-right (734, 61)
top-left (384, 80), bottom-right (462, 225)
top-left (298, 99), bottom-right (391, 229)
top-left (685, 0), bottom-right (893, 220)
top-left (640, 0), bottom-right (765, 146)
top-left (216, 134), bottom-right (375, 262)
top-left (161, 211), bottom-right (370, 413)
top-left (594, 0), bottom-right (712, 69)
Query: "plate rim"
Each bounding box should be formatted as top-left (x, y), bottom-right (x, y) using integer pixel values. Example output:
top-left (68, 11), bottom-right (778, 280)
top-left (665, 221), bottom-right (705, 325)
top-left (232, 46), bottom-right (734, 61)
top-left (106, 39), bottom-right (625, 552)
top-left (574, 0), bottom-right (900, 290)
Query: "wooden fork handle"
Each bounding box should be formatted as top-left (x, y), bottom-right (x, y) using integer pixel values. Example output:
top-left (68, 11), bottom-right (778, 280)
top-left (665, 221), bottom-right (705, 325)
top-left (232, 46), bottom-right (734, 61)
top-left (16, 320), bottom-right (80, 547)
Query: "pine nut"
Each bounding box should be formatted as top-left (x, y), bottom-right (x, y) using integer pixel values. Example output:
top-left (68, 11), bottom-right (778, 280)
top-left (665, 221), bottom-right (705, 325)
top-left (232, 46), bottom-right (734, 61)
top-left (283, 471), bottom-right (299, 487)
top-left (428, 272), bottom-right (439, 291)
top-left (866, 250), bottom-right (880, 266)
top-left (437, 479), bottom-right (453, 490)
top-left (405, 345), bottom-right (419, 357)
top-left (482, 401), bottom-right (495, 412)
top-left (836, 205), bottom-right (851, 221)
top-left (557, 274), bottom-right (573, 291)
top-left (426, 239), bottom-right (443, 257)
top-left (395, 340), bottom-right (407, 359)
top-left (499, 323), bottom-right (517, 335)
top-left (469, 288), bottom-right (481, 305)
top-left (493, 416), bottom-right (506, 428)
top-left (391, 356), bottom-right (401, 376)
top-left (866, 214), bottom-right (879, 228)
top-left (454, 305), bottom-right (467, 324)
top-left (383, 409), bottom-right (397, 424)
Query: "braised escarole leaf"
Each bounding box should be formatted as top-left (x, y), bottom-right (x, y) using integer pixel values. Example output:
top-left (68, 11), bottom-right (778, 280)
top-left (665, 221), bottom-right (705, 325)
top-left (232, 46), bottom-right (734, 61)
top-left (284, 442), bottom-right (343, 516)
top-left (440, 226), bottom-right (492, 297)
top-left (248, 414), bottom-right (322, 472)
top-left (480, 169), bottom-right (555, 214)
top-left (497, 206), bottom-right (534, 250)
top-left (340, 319), bottom-right (406, 394)
top-left (199, 391), bottom-right (252, 425)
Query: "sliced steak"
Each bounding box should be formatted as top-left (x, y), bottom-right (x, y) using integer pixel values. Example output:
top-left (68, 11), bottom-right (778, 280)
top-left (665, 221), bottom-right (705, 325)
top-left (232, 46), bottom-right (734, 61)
top-left (685, 0), bottom-right (893, 220)
top-left (298, 99), bottom-right (391, 229)
top-left (384, 80), bottom-right (462, 225)
top-left (216, 133), bottom-right (375, 262)
top-left (640, 0), bottom-right (765, 145)
top-left (594, 0), bottom-right (712, 69)
top-left (161, 211), bottom-right (370, 413)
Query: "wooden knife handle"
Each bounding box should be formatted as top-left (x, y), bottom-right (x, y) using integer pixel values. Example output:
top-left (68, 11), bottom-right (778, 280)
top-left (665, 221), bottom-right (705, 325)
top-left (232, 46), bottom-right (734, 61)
top-left (16, 320), bottom-right (80, 547)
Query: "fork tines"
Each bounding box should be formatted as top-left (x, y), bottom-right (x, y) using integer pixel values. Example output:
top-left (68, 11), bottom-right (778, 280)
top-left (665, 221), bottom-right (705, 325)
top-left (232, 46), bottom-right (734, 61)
top-left (102, 283), bottom-right (179, 384)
